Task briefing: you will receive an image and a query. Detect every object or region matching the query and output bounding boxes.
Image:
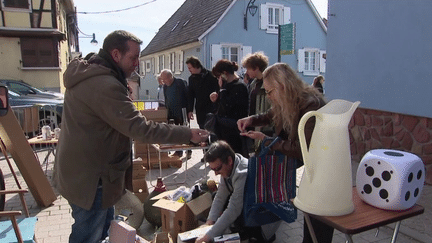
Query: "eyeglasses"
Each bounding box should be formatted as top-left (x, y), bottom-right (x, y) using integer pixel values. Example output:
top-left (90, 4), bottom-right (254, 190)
top-left (210, 163), bottom-right (224, 172)
top-left (265, 88), bottom-right (275, 95)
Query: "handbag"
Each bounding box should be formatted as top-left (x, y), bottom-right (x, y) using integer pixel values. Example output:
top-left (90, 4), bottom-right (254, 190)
top-left (243, 137), bottom-right (297, 227)
top-left (204, 113), bottom-right (217, 132)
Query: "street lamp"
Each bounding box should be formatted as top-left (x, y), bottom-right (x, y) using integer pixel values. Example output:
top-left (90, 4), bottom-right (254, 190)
top-left (244, 0), bottom-right (258, 30)
top-left (80, 33), bottom-right (98, 46)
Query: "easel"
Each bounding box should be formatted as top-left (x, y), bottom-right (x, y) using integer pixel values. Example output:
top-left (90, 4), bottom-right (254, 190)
top-left (0, 106), bottom-right (56, 207)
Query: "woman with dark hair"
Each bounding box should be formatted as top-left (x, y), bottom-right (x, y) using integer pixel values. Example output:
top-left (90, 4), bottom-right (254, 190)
top-left (210, 59), bottom-right (249, 156)
top-left (238, 63), bottom-right (333, 243)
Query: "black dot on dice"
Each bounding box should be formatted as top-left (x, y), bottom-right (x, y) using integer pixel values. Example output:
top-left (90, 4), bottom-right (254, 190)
top-left (366, 166), bottom-right (374, 176)
top-left (382, 171), bottom-right (391, 181)
top-left (372, 178), bottom-right (381, 188)
top-left (414, 188), bottom-right (419, 197)
top-left (408, 172), bottom-right (413, 182)
top-left (379, 189), bottom-right (388, 199)
top-left (363, 184), bottom-right (372, 194)
top-left (417, 170), bottom-right (423, 180)
top-left (405, 191), bottom-right (410, 201)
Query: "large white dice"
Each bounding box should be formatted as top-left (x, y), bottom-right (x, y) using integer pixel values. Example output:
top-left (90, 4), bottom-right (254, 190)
top-left (356, 149), bottom-right (425, 210)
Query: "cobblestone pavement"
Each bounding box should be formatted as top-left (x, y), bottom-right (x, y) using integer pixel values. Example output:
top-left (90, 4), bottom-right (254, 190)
top-left (0, 117), bottom-right (430, 242)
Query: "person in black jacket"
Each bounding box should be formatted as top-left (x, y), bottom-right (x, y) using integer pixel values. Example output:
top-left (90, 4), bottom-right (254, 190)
top-left (186, 56), bottom-right (219, 128)
top-left (210, 59), bottom-right (249, 156)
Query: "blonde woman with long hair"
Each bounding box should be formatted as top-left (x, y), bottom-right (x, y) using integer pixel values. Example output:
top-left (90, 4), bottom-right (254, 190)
top-left (238, 63), bottom-right (333, 243)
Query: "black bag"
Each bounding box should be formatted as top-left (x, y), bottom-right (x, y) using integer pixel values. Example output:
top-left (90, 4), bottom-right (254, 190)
top-left (204, 113), bottom-right (217, 132)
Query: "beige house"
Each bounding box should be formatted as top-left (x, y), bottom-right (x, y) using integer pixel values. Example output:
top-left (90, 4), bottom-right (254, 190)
top-left (0, 0), bottom-right (79, 93)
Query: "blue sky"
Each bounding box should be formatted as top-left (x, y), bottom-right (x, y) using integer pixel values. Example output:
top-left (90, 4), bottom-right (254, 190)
top-left (73, 0), bottom-right (328, 56)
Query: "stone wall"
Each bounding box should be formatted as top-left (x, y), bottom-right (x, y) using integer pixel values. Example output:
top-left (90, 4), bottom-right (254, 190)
top-left (349, 107), bottom-right (432, 184)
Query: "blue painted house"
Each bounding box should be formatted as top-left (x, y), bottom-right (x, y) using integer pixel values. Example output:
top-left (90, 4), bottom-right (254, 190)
top-left (139, 0), bottom-right (327, 100)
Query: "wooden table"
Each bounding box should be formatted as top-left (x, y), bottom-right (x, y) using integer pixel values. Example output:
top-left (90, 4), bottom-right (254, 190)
top-left (149, 143), bottom-right (209, 186)
top-left (27, 136), bottom-right (58, 174)
top-left (302, 187), bottom-right (424, 243)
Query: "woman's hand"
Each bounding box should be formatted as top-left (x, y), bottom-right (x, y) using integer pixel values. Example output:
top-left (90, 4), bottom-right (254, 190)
top-left (240, 130), bottom-right (266, 140)
top-left (237, 117), bottom-right (252, 133)
top-left (209, 92), bottom-right (218, 103)
top-left (218, 75), bottom-right (225, 88)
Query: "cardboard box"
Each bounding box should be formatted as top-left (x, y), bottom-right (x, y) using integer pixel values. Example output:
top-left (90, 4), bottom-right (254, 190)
top-left (177, 225), bottom-right (212, 243)
top-left (140, 107), bottom-right (167, 122)
top-left (153, 232), bottom-right (174, 243)
top-left (132, 178), bottom-right (149, 203)
top-left (152, 191), bottom-right (213, 242)
top-left (133, 158), bottom-right (147, 179)
top-left (213, 233), bottom-right (240, 243)
top-left (109, 220), bottom-right (136, 243)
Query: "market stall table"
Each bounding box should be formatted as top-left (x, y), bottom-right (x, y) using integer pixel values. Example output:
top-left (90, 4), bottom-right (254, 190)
top-left (27, 136), bottom-right (58, 174)
top-left (299, 187), bottom-right (424, 243)
top-left (149, 143), bottom-right (209, 186)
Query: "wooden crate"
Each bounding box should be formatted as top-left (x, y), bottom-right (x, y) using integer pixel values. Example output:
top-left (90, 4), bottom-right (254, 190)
top-left (132, 158), bottom-right (147, 179)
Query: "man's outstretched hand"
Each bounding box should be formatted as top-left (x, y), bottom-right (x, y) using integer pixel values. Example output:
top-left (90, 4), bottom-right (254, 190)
top-left (190, 129), bottom-right (209, 144)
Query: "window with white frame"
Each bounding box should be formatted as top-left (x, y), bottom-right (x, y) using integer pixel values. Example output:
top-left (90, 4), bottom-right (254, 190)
top-left (158, 54), bottom-right (164, 73)
top-left (222, 46), bottom-right (240, 63)
top-left (169, 52), bottom-right (176, 72)
top-left (2, 0), bottom-right (31, 11)
top-left (211, 44), bottom-right (252, 69)
top-left (145, 60), bottom-right (151, 73)
top-left (177, 51), bottom-right (184, 72)
top-left (260, 3), bottom-right (290, 34)
top-left (298, 48), bottom-right (326, 76)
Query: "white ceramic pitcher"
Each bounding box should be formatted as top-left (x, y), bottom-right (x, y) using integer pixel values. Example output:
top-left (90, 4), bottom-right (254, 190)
top-left (293, 99), bottom-right (360, 216)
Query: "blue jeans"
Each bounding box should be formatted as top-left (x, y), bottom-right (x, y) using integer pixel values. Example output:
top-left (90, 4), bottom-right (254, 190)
top-left (69, 187), bottom-right (114, 243)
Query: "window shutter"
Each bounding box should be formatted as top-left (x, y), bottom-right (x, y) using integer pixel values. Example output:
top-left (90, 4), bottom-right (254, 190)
top-left (260, 4), bottom-right (268, 30)
top-left (283, 7), bottom-right (291, 24)
top-left (242, 45), bottom-right (252, 61)
top-left (211, 44), bottom-right (222, 68)
top-left (178, 51), bottom-right (184, 72)
top-left (155, 56), bottom-right (159, 74)
top-left (319, 50), bottom-right (326, 73)
top-left (161, 54), bottom-right (165, 70)
top-left (151, 57), bottom-right (155, 73)
top-left (21, 38), bottom-right (58, 67)
top-left (167, 54), bottom-right (171, 71)
top-left (297, 49), bottom-right (305, 72)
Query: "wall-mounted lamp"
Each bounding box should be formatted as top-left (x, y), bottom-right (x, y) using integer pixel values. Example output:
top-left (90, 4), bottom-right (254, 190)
top-left (244, 0), bottom-right (258, 30)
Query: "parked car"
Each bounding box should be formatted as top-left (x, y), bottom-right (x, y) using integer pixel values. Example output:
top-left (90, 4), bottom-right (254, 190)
top-left (0, 79), bottom-right (64, 135)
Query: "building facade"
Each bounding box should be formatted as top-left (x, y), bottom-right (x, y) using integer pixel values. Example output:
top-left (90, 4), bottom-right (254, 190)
top-left (139, 0), bottom-right (327, 100)
top-left (0, 0), bottom-right (78, 92)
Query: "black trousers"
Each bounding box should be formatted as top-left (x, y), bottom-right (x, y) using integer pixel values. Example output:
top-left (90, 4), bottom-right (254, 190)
top-left (302, 216), bottom-right (334, 243)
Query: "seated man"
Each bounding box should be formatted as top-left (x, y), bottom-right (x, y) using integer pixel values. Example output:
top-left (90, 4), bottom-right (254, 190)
top-left (195, 141), bottom-right (270, 243)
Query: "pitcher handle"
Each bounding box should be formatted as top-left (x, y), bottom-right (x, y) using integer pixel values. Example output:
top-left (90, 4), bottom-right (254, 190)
top-left (298, 110), bottom-right (323, 183)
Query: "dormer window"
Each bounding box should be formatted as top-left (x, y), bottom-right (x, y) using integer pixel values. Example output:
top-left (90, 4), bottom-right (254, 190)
top-left (183, 18), bottom-right (190, 27)
top-left (2, 0), bottom-right (31, 12)
top-left (171, 21), bottom-right (180, 31)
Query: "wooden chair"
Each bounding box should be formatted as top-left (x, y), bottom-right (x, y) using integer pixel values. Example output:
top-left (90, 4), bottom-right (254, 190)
top-left (0, 139), bottom-right (37, 243)
top-left (0, 189), bottom-right (37, 243)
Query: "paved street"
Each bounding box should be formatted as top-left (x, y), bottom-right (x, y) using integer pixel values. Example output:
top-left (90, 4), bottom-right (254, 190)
top-left (0, 117), bottom-right (431, 242)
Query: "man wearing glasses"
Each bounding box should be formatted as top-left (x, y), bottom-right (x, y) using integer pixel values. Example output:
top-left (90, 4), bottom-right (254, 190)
top-left (195, 141), bottom-right (269, 243)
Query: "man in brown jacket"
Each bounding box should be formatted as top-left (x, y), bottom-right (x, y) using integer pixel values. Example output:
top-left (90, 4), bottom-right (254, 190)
top-left (52, 30), bottom-right (208, 243)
